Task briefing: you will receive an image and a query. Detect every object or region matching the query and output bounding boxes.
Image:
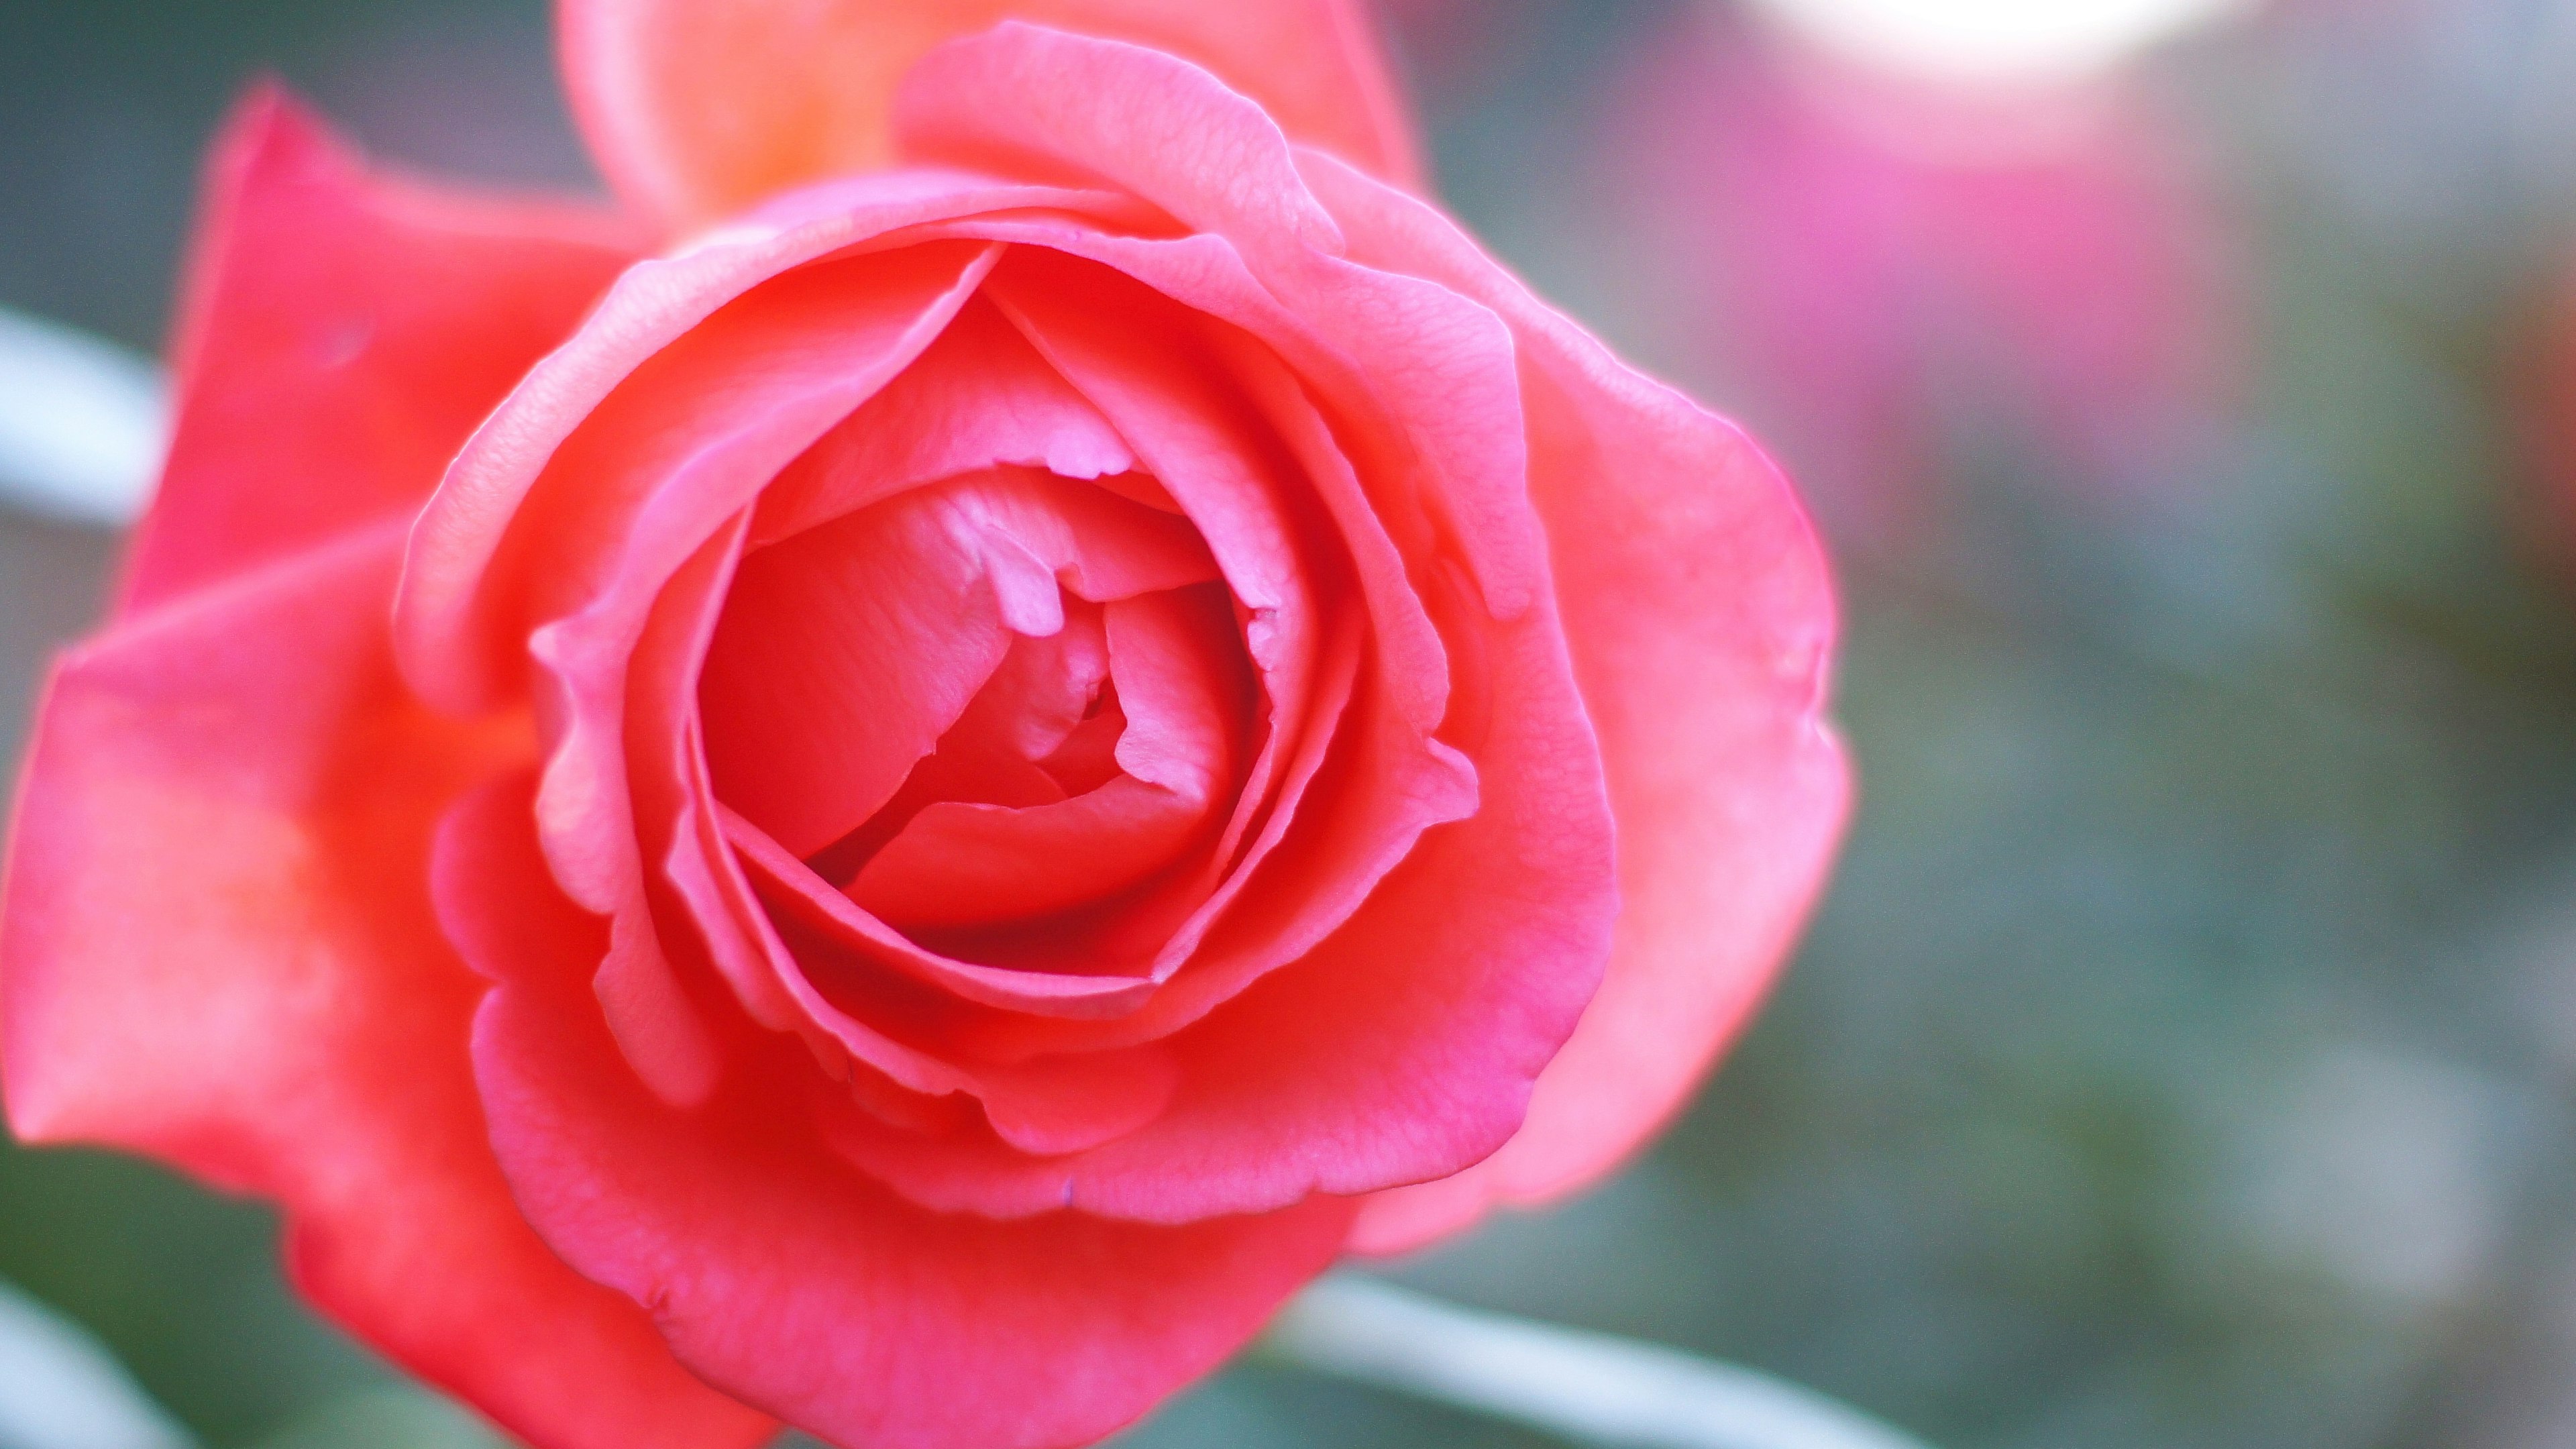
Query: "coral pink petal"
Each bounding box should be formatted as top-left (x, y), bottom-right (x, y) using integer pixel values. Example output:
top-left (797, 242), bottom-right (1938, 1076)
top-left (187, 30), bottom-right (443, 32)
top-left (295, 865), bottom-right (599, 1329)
top-left (1098, 587), bottom-right (1248, 798)
top-left (0, 525), bottom-right (771, 1449)
top-left (571, 521), bottom-right (751, 1106)
top-left (753, 297), bottom-right (1137, 543)
top-left (487, 244), bottom-right (1000, 1097)
top-left (517, 241), bottom-right (1000, 910)
top-left (981, 265), bottom-right (1316, 646)
top-left (559, 0), bottom-right (1419, 229)
top-left (706, 458), bottom-right (1222, 865)
top-left (1289, 153), bottom-right (1852, 1253)
top-left (849, 777), bottom-right (1207, 929)
top-left (684, 799), bottom-right (1168, 1115)
top-left (850, 586), bottom-right (1247, 929)
top-left (442, 781), bottom-right (1355, 1449)
top-left (896, 27), bottom-right (1552, 620)
top-left (964, 1048), bottom-right (1181, 1157)
top-left (123, 87), bottom-right (633, 617)
top-left (814, 461), bottom-right (1607, 1217)
top-left (1038, 690), bottom-right (1128, 794)
top-left (934, 470), bottom-right (1223, 604)
top-left (702, 487), bottom-right (1020, 859)
top-left (464, 708), bottom-right (1179, 1161)
top-left (824, 590), bottom-right (1615, 1226)
top-left (508, 239), bottom-right (1002, 720)
top-left (932, 602), bottom-right (1110, 779)
top-left (398, 172), bottom-right (1097, 712)
top-left (727, 802), bottom-right (1167, 1012)
top-left (894, 23), bottom-right (1348, 255)
top-left (959, 261), bottom-right (1474, 1055)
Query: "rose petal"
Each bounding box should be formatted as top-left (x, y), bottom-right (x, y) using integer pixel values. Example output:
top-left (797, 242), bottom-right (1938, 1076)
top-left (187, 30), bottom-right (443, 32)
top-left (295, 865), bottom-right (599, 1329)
top-left (851, 777), bottom-right (1210, 930)
top-left (123, 87), bottom-right (634, 617)
top-left (896, 23), bottom-right (1348, 256)
top-left (0, 525), bottom-right (771, 1449)
top-left (1287, 152), bottom-right (1853, 1252)
top-left (821, 576), bottom-right (1616, 1224)
top-left (443, 780), bottom-right (1356, 1449)
top-left (702, 484), bottom-right (1023, 859)
top-left (559, 0), bottom-right (1420, 229)
top-left (709, 458), bottom-right (1227, 862)
top-left (850, 585), bottom-right (1248, 931)
top-left (936, 470), bottom-right (1223, 604)
top-left (435, 238), bottom-right (997, 1110)
top-left (752, 295), bottom-right (1138, 543)
top-left (1099, 587), bottom-right (1248, 798)
top-left (763, 80), bottom-right (1625, 1223)
top-left (934, 600), bottom-right (1111, 780)
top-left (490, 235), bottom-right (1000, 932)
top-left (580, 520), bottom-right (754, 1105)
top-left (398, 168), bottom-right (1111, 712)
top-left (968, 260), bottom-right (1465, 1031)
top-left (729, 808), bottom-right (1161, 1016)
top-left (895, 25), bottom-right (1554, 621)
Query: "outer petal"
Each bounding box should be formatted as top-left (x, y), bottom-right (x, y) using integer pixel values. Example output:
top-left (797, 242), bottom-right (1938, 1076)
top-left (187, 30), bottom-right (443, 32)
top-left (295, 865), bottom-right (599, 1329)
top-left (559, 0), bottom-right (1421, 229)
top-left (396, 164), bottom-right (1107, 713)
top-left (894, 26), bottom-right (1556, 622)
top-left (123, 87), bottom-right (637, 617)
top-left (441, 776), bottom-right (1355, 1449)
top-left (1290, 154), bottom-right (1854, 1253)
top-left (0, 524), bottom-right (771, 1449)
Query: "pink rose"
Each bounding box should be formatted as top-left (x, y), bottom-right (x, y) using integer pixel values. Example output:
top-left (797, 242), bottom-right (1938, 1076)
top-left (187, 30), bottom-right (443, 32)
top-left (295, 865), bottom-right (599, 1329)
top-left (0, 4), bottom-right (1847, 1447)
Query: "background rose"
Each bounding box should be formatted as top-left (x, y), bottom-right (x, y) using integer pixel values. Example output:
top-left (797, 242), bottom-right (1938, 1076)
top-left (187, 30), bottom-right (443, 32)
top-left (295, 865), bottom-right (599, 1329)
top-left (1597, 5), bottom-right (2241, 553)
top-left (0, 3), bottom-right (1847, 1448)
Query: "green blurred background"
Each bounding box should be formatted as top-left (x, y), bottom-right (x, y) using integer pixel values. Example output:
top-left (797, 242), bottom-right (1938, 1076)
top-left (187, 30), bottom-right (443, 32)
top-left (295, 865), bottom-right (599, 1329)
top-left (11, 1), bottom-right (2576, 1446)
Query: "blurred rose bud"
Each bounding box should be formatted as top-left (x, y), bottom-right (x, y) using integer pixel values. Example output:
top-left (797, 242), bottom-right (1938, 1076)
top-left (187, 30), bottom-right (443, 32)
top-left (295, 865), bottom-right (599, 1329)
top-left (1604, 1), bottom-right (2246, 547)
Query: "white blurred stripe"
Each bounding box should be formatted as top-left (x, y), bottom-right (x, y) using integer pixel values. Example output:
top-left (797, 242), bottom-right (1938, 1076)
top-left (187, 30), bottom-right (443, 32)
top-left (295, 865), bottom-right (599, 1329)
top-left (0, 307), bottom-right (164, 529)
top-left (1743, 0), bottom-right (2253, 84)
top-left (1263, 1275), bottom-right (1934, 1449)
top-left (0, 1282), bottom-right (195, 1449)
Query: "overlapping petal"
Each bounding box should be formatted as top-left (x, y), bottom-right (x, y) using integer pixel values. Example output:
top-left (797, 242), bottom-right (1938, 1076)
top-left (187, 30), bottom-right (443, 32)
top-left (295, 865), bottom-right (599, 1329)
top-left (0, 529), bottom-right (771, 1449)
top-left (0, 93), bottom-right (756, 1447)
top-left (559, 0), bottom-right (1421, 229)
top-left (1281, 152), bottom-right (1851, 1252)
top-left (439, 777), bottom-right (1354, 1449)
top-left (122, 90), bottom-right (635, 616)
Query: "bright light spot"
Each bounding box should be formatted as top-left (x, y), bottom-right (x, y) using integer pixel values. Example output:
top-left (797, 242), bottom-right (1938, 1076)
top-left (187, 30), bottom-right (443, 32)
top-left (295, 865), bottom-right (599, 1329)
top-left (0, 1281), bottom-right (197, 1449)
top-left (1742, 0), bottom-right (2253, 84)
top-left (0, 307), bottom-right (165, 529)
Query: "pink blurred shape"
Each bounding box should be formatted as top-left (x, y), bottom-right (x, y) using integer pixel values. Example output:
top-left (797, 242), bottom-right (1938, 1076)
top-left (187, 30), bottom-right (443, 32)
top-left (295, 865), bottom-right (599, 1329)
top-left (1607, 12), bottom-right (2242, 545)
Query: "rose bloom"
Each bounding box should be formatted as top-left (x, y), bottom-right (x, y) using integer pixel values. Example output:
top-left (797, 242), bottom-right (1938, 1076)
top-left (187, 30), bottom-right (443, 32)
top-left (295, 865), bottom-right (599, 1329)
top-left (0, 3), bottom-right (1847, 1448)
